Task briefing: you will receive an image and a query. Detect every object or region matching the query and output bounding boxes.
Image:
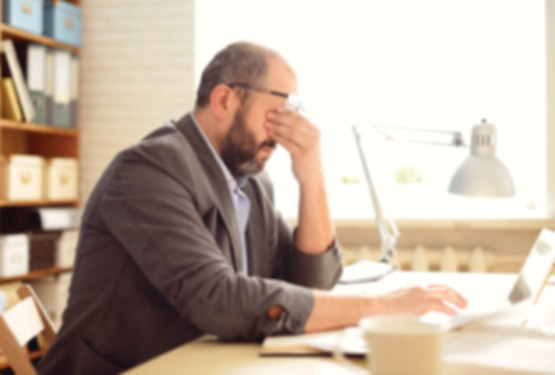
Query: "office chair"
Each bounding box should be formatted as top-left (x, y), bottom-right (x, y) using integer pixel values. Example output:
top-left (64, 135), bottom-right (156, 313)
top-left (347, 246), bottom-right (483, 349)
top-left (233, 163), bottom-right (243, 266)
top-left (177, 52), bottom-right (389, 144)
top-left (0, 285), bottom-right (57, 375)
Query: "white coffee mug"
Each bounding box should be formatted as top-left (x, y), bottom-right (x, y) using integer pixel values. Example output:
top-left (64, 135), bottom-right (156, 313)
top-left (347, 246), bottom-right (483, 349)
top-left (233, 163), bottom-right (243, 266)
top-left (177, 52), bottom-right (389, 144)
top-left (360, 315), bottom-right (444, 375)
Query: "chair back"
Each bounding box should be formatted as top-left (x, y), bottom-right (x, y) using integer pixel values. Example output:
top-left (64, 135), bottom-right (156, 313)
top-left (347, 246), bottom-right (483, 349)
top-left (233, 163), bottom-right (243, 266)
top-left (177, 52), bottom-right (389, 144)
top-left (0, 285), bottom-right (56, 375)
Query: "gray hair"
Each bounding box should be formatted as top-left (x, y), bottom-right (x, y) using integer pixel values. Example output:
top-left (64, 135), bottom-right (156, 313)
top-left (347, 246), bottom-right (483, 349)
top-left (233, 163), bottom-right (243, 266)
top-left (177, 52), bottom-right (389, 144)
top-left (195, 41), bottom-right (286, 108)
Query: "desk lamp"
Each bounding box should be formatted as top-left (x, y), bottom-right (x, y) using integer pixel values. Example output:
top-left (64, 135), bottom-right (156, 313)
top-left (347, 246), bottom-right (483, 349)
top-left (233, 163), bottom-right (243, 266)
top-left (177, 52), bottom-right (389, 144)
top-left (349, 119), bottom-right (515, 281)
top-left (449, 119), bottom-right (515, 197)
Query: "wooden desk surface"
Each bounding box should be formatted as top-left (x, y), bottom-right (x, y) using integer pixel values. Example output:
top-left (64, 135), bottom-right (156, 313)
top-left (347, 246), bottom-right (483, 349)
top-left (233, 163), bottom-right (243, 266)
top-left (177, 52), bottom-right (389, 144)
top-left (124, 335), bottom-right (363, 375)
top-left (124, 272), bottom-right (555, 375)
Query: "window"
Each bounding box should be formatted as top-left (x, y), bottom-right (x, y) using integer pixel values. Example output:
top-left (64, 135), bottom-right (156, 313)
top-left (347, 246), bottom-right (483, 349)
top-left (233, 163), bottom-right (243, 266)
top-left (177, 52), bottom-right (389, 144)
top-left (195, 0), bottom-right (546, 219)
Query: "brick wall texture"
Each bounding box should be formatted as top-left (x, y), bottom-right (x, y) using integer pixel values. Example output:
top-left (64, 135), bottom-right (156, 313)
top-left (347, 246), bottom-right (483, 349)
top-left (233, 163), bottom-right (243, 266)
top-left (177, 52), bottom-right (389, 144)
top-left (79, 0), bottom-right (195, 204)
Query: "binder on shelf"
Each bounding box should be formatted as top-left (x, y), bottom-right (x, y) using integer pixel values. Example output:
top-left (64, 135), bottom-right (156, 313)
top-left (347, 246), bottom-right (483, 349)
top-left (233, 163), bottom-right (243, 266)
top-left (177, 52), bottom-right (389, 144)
top-left (26, 44), bottom-right (47, 124)
top-left (1, 39), bottom-right (36, 122)
top-left (53, 49), bottom-right (71, 128)
top-left (70, 54), bottom-right (79, 127)
top-left (45, 47), bottom-right (54, 125)
top-left (1, 78), bottom-right (23, 121)
top-left (15, 42), bottom-right (47, 124)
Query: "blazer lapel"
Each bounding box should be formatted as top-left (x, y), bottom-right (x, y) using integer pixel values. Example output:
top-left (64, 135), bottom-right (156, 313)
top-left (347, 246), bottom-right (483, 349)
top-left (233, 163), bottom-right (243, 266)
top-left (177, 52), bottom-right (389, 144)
top-left (173, 113), bottom-right (246, 273)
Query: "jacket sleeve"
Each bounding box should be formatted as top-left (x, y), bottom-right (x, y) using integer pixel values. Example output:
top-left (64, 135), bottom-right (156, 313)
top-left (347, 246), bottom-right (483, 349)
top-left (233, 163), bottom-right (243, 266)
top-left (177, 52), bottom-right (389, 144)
top-left (252, 172), bottom-right (344, 290)
top-left (97, 153), bottom-right (319, 341)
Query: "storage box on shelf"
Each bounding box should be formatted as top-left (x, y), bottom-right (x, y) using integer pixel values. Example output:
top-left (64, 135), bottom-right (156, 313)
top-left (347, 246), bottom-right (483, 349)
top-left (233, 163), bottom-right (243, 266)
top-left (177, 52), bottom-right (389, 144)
top-left (44, 0), bottom-right (81, 47)
top-left (0, 233), bottom-right (28, 277)
top-left (45, 157), bottom-right (78, 201)
top-left (2, 0), bottom-right (44, 35)
top-left (0, 154), bottom-right (45, 201)
top-left (56, 227), bottom-right (76, 267)
top-left (28, 230), bottom-right (59, 271)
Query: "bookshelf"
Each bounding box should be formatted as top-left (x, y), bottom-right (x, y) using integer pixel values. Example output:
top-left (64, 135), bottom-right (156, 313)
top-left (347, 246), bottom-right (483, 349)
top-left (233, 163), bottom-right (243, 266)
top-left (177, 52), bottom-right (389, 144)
top-left (0, 0), bottom-right (81, 200)
top-left (0, 3), bottom-right (81, 371)
top-left (0, 0), bottom-right (80, 316)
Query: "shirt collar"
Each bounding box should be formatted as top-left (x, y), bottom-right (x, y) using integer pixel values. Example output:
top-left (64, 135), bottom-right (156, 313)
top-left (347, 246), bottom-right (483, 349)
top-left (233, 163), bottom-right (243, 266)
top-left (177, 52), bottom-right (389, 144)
top-left (190, 112), bottom-right (247, 190)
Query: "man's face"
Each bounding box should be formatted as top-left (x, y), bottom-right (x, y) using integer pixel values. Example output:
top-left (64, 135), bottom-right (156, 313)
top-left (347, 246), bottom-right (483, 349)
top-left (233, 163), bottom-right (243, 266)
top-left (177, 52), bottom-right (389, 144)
top-left (220, 103), bottom-right (276, 178)
top-left (220, 58), bottom-right (297, 178)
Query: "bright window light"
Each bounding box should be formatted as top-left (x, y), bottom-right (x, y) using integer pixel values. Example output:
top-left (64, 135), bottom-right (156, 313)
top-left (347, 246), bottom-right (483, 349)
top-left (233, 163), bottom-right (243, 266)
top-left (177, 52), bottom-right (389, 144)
top-left (195, 0), bottom-right (546, 220)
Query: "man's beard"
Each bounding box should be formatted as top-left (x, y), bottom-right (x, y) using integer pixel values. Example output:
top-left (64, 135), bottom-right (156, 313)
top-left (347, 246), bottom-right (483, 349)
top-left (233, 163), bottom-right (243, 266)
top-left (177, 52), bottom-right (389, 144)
top-left (220, 106), bottom-right (276, 178)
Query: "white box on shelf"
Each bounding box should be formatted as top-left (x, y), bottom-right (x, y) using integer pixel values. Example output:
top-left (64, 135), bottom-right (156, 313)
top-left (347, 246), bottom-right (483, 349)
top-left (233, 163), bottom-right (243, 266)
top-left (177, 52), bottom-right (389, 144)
top-left (0, 154), bottom-right (45, 201)
top-left (57, 229), bottom-right (78, 267)
top-left (0, 234), bottom-right (29, 277)
top-left (45, 157), bottom-right (78, 201)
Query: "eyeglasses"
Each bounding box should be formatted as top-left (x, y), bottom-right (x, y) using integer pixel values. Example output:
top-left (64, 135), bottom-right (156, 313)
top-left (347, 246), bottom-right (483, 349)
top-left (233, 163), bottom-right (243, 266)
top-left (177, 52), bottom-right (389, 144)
top-left (228, 83), bottom-right (303, 112)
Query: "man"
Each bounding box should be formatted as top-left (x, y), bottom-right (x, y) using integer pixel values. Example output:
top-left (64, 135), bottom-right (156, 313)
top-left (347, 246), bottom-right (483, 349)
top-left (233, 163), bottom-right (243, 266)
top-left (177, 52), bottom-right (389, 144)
top-left (38, 42), bottom-right (466, 374)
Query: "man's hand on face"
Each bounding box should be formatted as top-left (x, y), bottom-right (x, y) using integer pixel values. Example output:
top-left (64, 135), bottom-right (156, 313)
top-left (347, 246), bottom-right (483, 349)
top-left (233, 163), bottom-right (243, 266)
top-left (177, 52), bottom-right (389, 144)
top-left (264, 108), bottom-right (324, 186)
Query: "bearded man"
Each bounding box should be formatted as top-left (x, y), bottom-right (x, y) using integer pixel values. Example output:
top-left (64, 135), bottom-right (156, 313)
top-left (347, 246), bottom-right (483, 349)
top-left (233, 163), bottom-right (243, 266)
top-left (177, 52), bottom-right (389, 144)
top-left (38, 41), bottom-right (466, 375)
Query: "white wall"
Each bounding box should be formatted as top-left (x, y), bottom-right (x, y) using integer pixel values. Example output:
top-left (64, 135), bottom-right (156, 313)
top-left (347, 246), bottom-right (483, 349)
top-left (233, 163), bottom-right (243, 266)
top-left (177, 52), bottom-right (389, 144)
top-left (80, 0), bottom-right (195, 203)
top-left (195, 0), bottom-right (547, 220)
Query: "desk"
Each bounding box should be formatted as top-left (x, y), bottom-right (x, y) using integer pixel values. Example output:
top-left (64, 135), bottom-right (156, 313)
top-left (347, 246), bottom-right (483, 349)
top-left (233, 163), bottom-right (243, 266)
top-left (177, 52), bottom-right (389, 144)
top-left (123, 272), bottom-right (555, 375)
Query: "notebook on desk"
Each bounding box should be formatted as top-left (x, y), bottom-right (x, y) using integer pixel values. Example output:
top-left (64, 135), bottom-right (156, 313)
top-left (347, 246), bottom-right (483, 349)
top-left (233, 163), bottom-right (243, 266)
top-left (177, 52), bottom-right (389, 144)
top-left (435, 228), bottom-right (555, 330)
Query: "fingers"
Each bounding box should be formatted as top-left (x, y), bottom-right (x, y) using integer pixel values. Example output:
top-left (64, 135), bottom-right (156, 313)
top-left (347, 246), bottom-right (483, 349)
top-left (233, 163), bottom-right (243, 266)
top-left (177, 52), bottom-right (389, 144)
top-left (427, 284), bottom-right (468, 310)
top-left (415, 285), bottom-right (468, 315)
top-left (265, 109), bottom-right (319, 154)
top-left (384, 284), bottom-right (468, 316)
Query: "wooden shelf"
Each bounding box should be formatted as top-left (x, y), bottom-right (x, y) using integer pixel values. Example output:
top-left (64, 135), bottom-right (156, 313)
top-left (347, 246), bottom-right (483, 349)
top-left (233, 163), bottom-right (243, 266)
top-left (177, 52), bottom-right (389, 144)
top-left (0, 266), bottom-right (72, 284)
top-left (52, 0), bottom-right (81, 5)
top-left (0, 24), bottom-right (79, 54)
top-left (0, 119), bottom-right (77, 137)
top-left (0, 199), bottom-right (78, 208)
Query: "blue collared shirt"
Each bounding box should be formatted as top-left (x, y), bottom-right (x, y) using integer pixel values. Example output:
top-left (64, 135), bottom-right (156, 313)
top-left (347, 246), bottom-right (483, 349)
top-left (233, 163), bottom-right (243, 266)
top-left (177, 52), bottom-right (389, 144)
top-left (190, 113), bottom-right (251, 274)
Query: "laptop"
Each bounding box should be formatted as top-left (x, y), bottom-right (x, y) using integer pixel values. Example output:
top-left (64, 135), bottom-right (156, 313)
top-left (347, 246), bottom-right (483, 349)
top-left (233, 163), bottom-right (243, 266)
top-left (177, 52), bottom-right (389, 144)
top-left (435, 228), bottom-right (555, 330)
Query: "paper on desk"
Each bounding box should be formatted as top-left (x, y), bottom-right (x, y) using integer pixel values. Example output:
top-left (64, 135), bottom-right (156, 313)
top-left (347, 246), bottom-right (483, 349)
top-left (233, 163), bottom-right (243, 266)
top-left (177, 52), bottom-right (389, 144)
top-left (443, 331), bottom-right (555, 375)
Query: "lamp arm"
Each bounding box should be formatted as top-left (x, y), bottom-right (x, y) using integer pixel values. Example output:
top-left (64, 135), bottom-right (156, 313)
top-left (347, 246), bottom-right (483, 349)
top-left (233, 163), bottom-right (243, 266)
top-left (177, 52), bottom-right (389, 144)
top-left (352, 125), bottom-right (400, 263)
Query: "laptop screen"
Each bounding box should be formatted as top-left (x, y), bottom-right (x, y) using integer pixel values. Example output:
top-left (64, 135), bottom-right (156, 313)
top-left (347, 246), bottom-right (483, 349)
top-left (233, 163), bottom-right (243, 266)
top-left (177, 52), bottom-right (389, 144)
top-left (508, 228), bottom-right (555, 304)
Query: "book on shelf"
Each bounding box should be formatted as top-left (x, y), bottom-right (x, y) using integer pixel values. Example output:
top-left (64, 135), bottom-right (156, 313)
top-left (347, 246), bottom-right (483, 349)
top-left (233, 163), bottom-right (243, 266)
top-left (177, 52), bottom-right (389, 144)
top-left (53, 49), bottom-right (72, 128)
top-left (45, 47), bottom-right (54, 125)
top-left (2, 39), bottom-right (35, 122)
top-left (1, 78), bottom-right (23, 121)
top-left (25, 44), bottom-right (47, 125)
top-left (14, 42), bottom-right (47, 125)
top-left (70, 54), bottom-right (79, 127)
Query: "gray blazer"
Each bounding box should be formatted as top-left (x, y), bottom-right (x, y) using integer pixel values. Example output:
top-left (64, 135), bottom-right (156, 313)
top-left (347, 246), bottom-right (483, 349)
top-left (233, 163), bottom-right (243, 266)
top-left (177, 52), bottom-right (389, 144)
top-left (37, 113), bottom-right (343, 375)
